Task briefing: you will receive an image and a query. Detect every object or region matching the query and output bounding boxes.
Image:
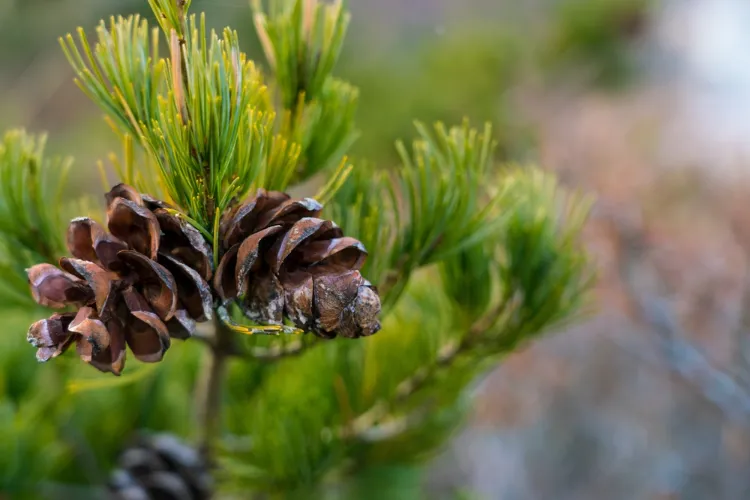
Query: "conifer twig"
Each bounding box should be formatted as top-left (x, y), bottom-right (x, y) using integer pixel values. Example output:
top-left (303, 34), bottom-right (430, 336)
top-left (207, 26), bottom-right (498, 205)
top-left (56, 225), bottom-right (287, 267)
top-left (347, 307), bottom-right (506, 440)
top-left (192, 327), bottom-right (318, 361)
top-left (243, 339), bottom-right (319, 362)
top-left (195, 316), bottom-right (234, 463)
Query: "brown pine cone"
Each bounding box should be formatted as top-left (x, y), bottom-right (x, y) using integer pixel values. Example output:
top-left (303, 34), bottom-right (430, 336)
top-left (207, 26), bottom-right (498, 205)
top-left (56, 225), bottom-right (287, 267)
top-left (26, 184), bottom-right (213, 375)
top-left (214, 189), bottom-right (381, 338)
top-left (108, 433), bottom-right (212, 500)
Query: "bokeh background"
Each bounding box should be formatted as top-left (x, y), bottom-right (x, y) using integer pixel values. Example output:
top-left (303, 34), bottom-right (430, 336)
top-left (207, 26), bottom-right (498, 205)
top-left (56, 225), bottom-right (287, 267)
top-left (4, 0), bottom-right (750, 498)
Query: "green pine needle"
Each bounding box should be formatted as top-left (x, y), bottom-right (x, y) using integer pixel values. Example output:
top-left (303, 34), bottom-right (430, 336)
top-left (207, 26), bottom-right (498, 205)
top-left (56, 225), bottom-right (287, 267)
top-left (253, 0), bottom-right (350, 109)
top-left (330, 119), bottom-right (502, 312)
top-left (254, 0), bottom-right (358, 183)
top-left (493, 167), bottom-right (595, 340)
top-left (281, 77), bottom-right (360, 182)
top-left (60, 15), bottom-right (164, 145)
top-left (0, 130), bottom-right (71, 306)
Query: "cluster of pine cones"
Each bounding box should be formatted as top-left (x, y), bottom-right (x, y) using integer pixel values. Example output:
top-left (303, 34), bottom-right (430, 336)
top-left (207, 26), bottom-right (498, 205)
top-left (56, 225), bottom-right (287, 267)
top-left (26, 184), bottom-right (380, 374)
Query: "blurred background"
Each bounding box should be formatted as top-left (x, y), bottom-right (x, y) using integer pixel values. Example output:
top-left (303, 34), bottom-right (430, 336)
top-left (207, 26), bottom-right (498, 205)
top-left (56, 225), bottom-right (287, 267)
top-left (4, 0), bottom-right (750, 498)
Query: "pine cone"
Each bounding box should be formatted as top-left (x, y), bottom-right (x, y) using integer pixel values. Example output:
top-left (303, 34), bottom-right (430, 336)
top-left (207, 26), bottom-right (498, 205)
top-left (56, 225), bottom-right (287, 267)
top-left (214, 189), bottom-right (381, 338)
top-left (26, 184), bottom-right (213, 374)
top-left (108, 433), bottom-right (212, 500)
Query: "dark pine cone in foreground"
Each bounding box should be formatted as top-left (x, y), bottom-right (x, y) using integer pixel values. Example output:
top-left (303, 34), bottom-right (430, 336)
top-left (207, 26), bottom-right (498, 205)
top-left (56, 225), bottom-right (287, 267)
top-left (214, 189), bottom-right (381, 338)
top-left (108, 433), bottom-right (212, 500)
top-left (26, 184), bottom-right (213, 374)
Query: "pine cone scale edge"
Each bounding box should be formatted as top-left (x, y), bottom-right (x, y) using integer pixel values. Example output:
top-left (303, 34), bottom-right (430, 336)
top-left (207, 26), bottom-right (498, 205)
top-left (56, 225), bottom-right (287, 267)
top-left (213, 243), bottom-right (240, 300)
top-left (235, 225), bottom-right (285, 297)
top-left (59, 257), bottom-right (117, 312)
top-left (154, 208), bottom-right (213, 281)
top-left (107, 198), bottom-right (160, 260)
top-left (158, 253), bottom-right (214, 322)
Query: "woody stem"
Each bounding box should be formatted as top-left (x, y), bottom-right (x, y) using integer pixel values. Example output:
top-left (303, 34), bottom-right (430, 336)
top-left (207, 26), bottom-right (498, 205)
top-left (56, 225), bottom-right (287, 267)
top-left (196, 315), bottom-right (234, 464)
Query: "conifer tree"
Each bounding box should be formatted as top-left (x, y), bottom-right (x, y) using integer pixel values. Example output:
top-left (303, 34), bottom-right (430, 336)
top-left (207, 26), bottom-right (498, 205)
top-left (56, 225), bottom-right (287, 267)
top-left (0, 0), bottom-right (593, 497)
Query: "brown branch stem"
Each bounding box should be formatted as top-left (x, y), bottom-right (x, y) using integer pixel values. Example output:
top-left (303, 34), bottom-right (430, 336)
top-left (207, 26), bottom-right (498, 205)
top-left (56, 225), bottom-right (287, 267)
top-left (191, 328), bottom-right (317, 361)
top-left (195, 315), bottom-right (234, 464)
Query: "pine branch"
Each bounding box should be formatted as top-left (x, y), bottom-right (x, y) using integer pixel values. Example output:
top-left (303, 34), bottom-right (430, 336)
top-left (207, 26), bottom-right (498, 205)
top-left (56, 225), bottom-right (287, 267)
top-left (196, 316), bottom-right (233, 463)
top-left (193, 318), bottom-right (321, 361)
top-left (4, 1), bottom-right (603, 495)
top-left (347, 317), bottom-right (496, 441)
top-left (347, 168), bottom-right (593, 453)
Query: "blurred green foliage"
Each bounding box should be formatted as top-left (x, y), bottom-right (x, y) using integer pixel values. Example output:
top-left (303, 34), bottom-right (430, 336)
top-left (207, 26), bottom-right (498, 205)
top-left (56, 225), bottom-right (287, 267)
top-left (348, 27), bottom-right (527, 163)
top-left (541, 0), bottom-right (649, 88)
